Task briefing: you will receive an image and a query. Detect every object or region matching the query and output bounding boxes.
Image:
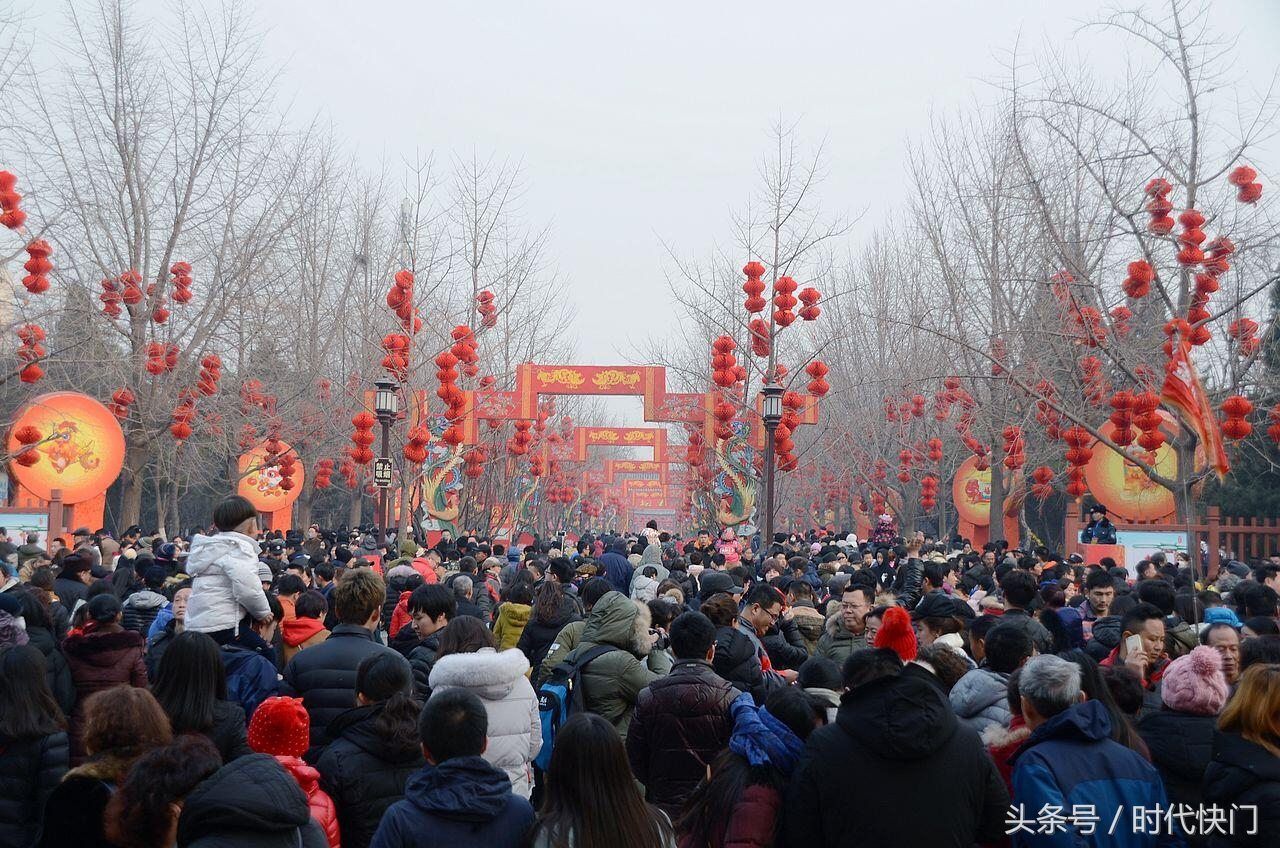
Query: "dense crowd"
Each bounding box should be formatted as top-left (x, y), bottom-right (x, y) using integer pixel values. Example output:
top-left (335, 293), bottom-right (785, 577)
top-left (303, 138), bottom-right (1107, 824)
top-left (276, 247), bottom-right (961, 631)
top-left (0, 498), bottom-right (1278, 847)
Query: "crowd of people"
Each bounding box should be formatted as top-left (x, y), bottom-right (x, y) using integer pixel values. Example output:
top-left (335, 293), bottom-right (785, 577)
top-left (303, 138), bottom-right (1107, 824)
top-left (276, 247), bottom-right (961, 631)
top-left (0, 499), bottom-right (1278, 847)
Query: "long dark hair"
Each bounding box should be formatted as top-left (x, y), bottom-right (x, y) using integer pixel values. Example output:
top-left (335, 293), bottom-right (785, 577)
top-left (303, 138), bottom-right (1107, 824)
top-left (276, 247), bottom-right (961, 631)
top-left (0, 645), bottom-right (65, 739)
top-left (355, 652), bottom-right (421, 755)
top-left (436, 615), bottom-right (497, 657)
top-left (533, 580), bottom-right (564, 625)
top-left (152, 631), bottom-right (227, 733)
top-left (534, 713), bottom-right (673, 848)
top-left (1058, 649), bottom-right (1146, 754)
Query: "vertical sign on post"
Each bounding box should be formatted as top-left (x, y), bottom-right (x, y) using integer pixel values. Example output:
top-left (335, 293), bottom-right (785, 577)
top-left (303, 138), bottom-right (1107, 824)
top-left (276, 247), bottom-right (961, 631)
top-left (373, 458), bottom-right (394, 489)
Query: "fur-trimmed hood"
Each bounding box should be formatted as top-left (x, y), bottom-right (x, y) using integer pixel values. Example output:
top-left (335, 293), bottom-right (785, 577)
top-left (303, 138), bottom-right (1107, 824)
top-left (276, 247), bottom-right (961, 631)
top-left (581, 590), bottom-right (654, 656)
top-left (61, 628), bottom-right (145, 666)
top-left (980, 718), bottom-right (1030, 750)
top-left (429, 647), bottom-right (531, 700)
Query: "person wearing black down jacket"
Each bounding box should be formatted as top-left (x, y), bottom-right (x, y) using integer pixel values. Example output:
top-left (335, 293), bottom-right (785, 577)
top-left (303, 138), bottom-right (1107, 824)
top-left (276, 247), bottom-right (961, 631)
top-left (189, 755), bottom-right (320, 848)
top-left (1136, 646), bottom-right (1228, 811)
top-left (151, 631), bottom-right (253, 764)
top-left (626, 611), bottom-right (739, 817)
top-left (782, 648), bottom-right (1009, 848)
top-left (317, 653), bottom-right (426, 848)
top-left (14, 590), bottom-right (75, 715)
top-left (282, 568), bottom-right (401, 756)
top-left (1202, 663), bottom-right (1280, 847)
top-left (0, 645), bottom-right (68, 848)
top-left (702, 593), bottom-right (786, 705)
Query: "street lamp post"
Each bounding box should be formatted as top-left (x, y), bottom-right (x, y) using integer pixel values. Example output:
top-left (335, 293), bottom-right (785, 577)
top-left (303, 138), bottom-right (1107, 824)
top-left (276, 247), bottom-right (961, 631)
top-left (760, 384), bottom-right (784, 549)
top-left (374, 378), bottom-right (399, 548)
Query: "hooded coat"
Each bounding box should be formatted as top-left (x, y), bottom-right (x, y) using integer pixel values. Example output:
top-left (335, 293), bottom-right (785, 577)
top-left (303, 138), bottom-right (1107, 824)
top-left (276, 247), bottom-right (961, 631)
top-left (782, 670), bottom-right (1009, 848)
top-left (369, 756), bottom-right (535, 848)
top-left (516, 595), bottom-right (580, 682)
top-left (36, 751), bottom-right (135, 848)
top-left (24, 619), bottom-right (75, 715)
top-left (427, 648), bottom-right (541, 798)
top-left (598, 541), bottom-right (634, 595)
top-left (1009, 701), bottom-right (1176, 848)
top-left (948, 667), bottom-right (1012, 736)
top-left (184, 532), bottom-right (271, 634)
top-left (712, 623), bottom-right (773, 705)
top-left (491, 602), bottom-right (531, 652)
top-left (813, 612), bottom-right (868, 664)
top-left (120, 588), bottom-right (167, 635)
top-left (176, 753), bottom-right (328, 848)
top-left (407, 629), bottom-right (445, 701)
top-left (1201, 731), bottom-right (1280, 847)
top-left (626, 658), bottom-right (739, 816)
top-left (317, 704), bottom-right (426, 848)
top-left (61, 627), bottom-right (147, 762)
top-left (788, 600), bottom-right (825, 654)
top-left (281, 616), bottom-right (330, 665)
top-left (568, 591), bottom-right (672, 739)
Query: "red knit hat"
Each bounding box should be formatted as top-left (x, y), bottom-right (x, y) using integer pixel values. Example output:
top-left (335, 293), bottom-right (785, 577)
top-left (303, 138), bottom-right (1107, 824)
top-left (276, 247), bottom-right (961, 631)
top-left (247, 696), bottom-right (310, 758)
top-left (875, 606), bottom-right (918, 662)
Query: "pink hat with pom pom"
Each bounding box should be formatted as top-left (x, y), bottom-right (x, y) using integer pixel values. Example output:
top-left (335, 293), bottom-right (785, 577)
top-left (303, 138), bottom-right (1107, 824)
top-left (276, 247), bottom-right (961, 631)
top-left (1160, 646), bottom-right (1229, 716)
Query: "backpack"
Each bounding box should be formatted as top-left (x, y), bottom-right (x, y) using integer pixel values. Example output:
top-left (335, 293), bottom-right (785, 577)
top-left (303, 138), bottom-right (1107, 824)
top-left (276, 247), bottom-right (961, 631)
top-left (534, 644), bottom-right (618, 770)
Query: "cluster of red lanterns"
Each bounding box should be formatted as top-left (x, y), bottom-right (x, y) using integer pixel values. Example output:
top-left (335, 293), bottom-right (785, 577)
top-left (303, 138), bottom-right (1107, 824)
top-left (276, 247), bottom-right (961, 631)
top-left (919, 475), bottom-right (938, 511)
top-left (1034, 380), bottom-right (1062, 440)
top-left (276, 447), bottom-right (298, 491)
top-left (10, 425), bottom-right (42, 466)
top-left (1176, 209), bottom-right (1208, 267)
top-left (240, 380), bottom-right (273, 413)
top-left (237, 423), bottom-right (257, 450)
top-left (108, 388), bottom-right (136, 420)
top-left (381, 334), bottom-right (411, 380)
top-left (926, 437), bottom-right (943, 463)
top-left (545, 485), bottom-right (576, 504)
top-left (897, 449), bottom-right (913, 484)
top-left (1267, 405), bottom-right (1280, 446)
top-left (1108, 390), bottom-right (1135, 447)
top-left (774, 392), bottom-right (802, 472)
top-left (476, 290), bottom-right (498, 328)
top-left (742, 261), bottom-right (767, 313)
top-left (1122, 260), bottom-right (1154, 299)
top-left (748, 319), bottom-right (770, 357)
top-left (170, 392), bottom-right (196, 442)
top-left (712, 400), bottom-right (735, 441)
top-left (1132, 391), bottom-right (1164, 452)
top-left (773, 276), bottom-right (799, 327)
top-left (1062, 426), bottom-right (1092, 498)
top-left (387, 270), bottom-right (420, 333)
top-left (16, 324), bottom-right (45, 384)
top-left (339, 459), bottom-right (358, 488)
top-left (1002, 426), bottom-right (1025, 470)
top-left (1180, 235), bottom-right (1236, 348)
top-left (144, 342), bottom-right (179, 376)
top-left (349, 412), bottom-right (376, 465)
top-left (1145, 178), bottom-right (1175, 234)
top-left (1030, 466), bottom-right (1055, 501)
top-left (463, 445), bottom-right (488, 478)
top-left (685, 429), bottom-right (705, 467)
top-left (0, 171), bottom-right (26, 229)
top-left (171, 262), bottom-right (193, 304)
top-left (798, 287), bottom-right (821, 321)
top-left (196, 355), bottom-right (222, 397)
top-left (313, 458), bottom-right (334, 489)
top-left (508, 420), bottom-right (533, 456)
top-left (99, 276), bottom-right (123, 318)
top-left (452, 326), bottom-right (481, 378)
top-left (1220, 395), bottom-right (1253, 442)
top-left (1229, 166), bottom-right (1263, 204)
top-left (22, 240), bottom-right (52, 294)
top-left (1111, 305), bottom-right (1133, 337)
top-left (1080, 355), bottom-right (1109, 406)
top-left (711, 336), bottom-right (743, 388)
top-left (1228, 318), bottom-right (1260, 356)
top-left (404, 425), bottom-right (431, 465)
top-left (805, 360), bottom-right (829, 396)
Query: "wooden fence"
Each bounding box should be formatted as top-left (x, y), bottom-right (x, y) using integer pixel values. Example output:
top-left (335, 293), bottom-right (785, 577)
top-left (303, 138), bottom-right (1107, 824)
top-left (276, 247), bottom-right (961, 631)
top-left (1064, 506), bottom-right (1280, 581)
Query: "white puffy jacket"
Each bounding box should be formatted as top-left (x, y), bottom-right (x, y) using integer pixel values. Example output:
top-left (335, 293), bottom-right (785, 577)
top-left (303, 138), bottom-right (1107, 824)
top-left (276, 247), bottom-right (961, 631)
top-left (428, 647), bottom-right (542, 798)
top-left (184, 531), bottom-right (270, 634)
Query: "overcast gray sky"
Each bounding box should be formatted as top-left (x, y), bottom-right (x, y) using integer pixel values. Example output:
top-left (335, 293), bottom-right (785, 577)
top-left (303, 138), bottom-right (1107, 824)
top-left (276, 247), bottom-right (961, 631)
top-left (27, 0), bottom-right (1280, 376)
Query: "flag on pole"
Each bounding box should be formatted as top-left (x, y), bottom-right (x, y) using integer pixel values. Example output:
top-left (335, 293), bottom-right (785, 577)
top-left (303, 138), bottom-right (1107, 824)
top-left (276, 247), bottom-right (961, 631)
top-left (1160, 336), bottom-right (1229, 479)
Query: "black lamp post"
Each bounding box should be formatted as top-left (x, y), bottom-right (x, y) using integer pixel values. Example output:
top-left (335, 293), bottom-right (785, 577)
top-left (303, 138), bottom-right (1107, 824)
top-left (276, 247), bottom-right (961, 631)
top-left (760, 384), bottom-right (784, 548)
top-left (374, 378), bottom-right (399, 547)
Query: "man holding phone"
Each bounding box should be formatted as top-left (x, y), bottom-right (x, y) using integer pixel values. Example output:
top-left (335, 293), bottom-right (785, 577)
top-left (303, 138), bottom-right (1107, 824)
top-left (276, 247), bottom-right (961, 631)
top-left (1100, 602), bottom-right (1170, 715)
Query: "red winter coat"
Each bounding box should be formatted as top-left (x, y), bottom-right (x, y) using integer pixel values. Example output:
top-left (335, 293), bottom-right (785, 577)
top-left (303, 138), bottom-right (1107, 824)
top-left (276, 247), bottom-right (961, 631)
top-left (723, 783), bottom-right (782, 848)
top-left (276, 755), bottom-right (341, 848)
top-left (62, 626), bottom-right (148, 764)
top-left (390, 592), bottom-right (412, 638)
top-left (982, 714), bottom-right (1030, 793)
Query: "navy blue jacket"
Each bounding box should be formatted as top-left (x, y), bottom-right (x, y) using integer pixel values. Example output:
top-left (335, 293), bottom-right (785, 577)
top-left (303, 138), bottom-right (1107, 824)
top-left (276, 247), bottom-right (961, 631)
top-left (599, 544), bottom-right (633, 595)
top-left (370, 756), bottom-right (533, 848)
top-left (222, 643), bottom-right (279, 719)
top-left (1010, 700), bottom-right (1180, 847)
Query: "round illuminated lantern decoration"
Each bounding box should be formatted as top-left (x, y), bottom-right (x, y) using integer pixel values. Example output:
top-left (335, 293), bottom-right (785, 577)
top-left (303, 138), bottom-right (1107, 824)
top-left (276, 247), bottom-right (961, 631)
top-left (1083, 414), bottom-right (1179, 522)
top-left (8, 392), bottom-right (126, 503)
top-left (952, 455), bottom-right (1022, 527)
top-left (238, 440), bottom-right (305, 513)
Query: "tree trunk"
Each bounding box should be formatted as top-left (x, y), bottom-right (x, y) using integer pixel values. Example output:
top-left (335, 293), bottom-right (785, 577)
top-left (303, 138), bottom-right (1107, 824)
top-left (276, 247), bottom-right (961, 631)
top-left (348, 489), bottom-right (362, 530)
top-left (989, 432), bottom-right (1007, 544)
top-left (119, 439), bottom-right (152, 530)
